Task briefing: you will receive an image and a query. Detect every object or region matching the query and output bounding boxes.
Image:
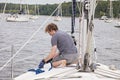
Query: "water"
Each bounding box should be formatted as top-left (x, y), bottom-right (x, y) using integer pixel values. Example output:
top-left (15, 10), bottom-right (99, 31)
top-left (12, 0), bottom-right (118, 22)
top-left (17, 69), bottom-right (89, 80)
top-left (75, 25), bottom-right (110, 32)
top-left (0, 16), bottom-right (120, 80)
top-left (94, 19), bottom-right (120, 68)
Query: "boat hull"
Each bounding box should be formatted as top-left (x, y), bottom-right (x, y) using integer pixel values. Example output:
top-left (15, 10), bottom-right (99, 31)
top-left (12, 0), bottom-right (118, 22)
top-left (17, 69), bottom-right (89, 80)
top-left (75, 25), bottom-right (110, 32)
top-left (14, 63), bottom-right (120, 80)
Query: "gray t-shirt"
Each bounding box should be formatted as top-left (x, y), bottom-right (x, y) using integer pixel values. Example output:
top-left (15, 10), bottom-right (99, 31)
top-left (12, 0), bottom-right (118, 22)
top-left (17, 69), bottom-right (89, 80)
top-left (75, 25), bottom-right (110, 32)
top-left (51, 30), bottom-right (77, 55)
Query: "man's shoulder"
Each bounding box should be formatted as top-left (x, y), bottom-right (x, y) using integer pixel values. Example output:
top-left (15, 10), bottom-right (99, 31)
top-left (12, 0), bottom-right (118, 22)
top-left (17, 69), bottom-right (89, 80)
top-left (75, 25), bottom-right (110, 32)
top-left (56, 30), bottom-right (66, 35)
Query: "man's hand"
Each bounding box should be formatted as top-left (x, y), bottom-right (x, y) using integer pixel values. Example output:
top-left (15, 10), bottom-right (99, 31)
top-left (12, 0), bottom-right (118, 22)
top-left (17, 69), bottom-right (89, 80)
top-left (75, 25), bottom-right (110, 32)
top-left (38, 59), bottom-right (45, 68)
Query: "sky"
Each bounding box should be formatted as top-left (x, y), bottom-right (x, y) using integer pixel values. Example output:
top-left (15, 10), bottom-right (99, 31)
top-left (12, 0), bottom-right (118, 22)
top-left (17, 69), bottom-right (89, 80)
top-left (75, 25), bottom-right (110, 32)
top-left (0, 0), bottom-right (118, 4)
top-left (0, 0), bottom-right (72, 4)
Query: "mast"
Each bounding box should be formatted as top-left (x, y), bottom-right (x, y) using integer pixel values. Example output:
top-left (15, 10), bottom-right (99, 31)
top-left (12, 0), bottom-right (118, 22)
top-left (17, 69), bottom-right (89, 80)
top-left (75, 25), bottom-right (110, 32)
top-left (71, 0), bottom-right (77, 46)
top-left (81, 0), bottom-right (97, 72)
top-left (109, 0), bottom-right (113, 18)
top-left (20, 0), bottom-right (22, 11)
top-left (3, 0), bottom-right (7, 14)
top-left (57, 5), bottom-right (62, 17)
top-left (82, 0), bottom-right (89, 71)
top-left (71, 0), bottom-right (76, 35)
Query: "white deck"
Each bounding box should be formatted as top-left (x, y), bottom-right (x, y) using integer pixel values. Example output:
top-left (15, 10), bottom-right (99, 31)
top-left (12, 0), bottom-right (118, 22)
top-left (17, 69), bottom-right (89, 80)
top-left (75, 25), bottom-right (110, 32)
top-left (14, 63), bottom-right (120, 80)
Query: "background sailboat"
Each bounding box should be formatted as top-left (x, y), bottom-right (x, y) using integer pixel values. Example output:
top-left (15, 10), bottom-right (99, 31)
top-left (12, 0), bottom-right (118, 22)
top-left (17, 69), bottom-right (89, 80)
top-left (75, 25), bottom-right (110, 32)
top-left (114, 19), bottom-right (120, 27)
top-left (29, 0), bottom-right (39, 20)
top-left (6, 0), bottom-right (29, 22)
top-left (104, 0), bottom-right (113, 23)
top-left (54, 4), bottom-right (62, 21)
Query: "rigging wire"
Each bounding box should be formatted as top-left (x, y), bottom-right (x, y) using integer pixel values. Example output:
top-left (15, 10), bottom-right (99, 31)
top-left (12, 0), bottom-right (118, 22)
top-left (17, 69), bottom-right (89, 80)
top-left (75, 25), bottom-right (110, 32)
top-left (0, 2), bottom-right (63, 71)
top-left (76, 0), bottom-right (82, 16)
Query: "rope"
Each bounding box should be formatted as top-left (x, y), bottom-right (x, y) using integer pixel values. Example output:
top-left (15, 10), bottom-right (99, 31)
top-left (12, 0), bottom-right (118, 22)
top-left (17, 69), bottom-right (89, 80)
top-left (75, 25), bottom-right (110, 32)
top-left (0, 2), bottom-right (63, 71)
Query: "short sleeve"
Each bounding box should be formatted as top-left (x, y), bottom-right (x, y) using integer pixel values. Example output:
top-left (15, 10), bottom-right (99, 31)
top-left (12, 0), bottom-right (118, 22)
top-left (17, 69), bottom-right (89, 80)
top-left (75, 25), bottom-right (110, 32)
top-left (51, 35), bottom-right (58, 46)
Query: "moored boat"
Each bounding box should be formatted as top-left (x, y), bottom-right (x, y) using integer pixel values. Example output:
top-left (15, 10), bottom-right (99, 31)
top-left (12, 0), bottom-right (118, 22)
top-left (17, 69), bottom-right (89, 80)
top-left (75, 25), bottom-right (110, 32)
top-left (6, 14), bottom-right (29, 22)
top-left (114, 21), bottom-right (120, 27)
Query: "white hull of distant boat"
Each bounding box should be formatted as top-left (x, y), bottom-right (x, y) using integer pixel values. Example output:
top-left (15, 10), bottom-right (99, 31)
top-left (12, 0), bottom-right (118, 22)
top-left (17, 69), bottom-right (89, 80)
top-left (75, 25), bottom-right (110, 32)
top-left (14, 63), bottom-right (120, 80)
top-left (115, 21), bottom-right (120, 27)
top-left (6, 14), bottom-right (29, 22)
top-left (54, 4), bottom-right (62, 21)
top-left (54, 16), bottom-right (62, 21)
top-left (105, 19), bottom-right (112, 23)
top-left (105, 0), bottom-right (113, 23)
top-left (29, 15), bottom-right (39, 20)
top-left (100, 16), bottom-right (108, 20)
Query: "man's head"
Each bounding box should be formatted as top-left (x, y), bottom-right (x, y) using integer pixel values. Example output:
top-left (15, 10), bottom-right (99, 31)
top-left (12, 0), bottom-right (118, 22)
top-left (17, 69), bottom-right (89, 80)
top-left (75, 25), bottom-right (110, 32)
top-left (45, 23), bottom-right (58, 36)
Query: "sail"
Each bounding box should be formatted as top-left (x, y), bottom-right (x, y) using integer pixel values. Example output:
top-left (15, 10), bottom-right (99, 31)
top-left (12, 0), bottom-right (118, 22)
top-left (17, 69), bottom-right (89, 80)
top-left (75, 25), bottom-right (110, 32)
top-left (79, 0), bottom-right (97, 71)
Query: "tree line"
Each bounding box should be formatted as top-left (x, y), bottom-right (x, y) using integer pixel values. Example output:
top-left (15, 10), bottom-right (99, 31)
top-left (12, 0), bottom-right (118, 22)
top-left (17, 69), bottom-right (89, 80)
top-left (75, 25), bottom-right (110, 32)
top-left (0, 1), bottom-right (120, 18)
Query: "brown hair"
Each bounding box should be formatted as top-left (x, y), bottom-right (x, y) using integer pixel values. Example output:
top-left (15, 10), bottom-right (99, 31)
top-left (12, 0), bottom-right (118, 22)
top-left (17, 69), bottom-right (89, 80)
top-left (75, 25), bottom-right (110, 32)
top-left (45, 23), bottom-right (58, 32)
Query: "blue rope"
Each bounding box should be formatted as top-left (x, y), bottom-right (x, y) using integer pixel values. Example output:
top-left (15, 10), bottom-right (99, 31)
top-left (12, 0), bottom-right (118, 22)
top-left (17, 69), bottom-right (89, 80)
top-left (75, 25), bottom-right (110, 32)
top-left (48, 62), bottom-right (53, 71)
top-left (28, 62), bottom-right (52, 75)
top-left (28, 68), bottom-right (45, 74)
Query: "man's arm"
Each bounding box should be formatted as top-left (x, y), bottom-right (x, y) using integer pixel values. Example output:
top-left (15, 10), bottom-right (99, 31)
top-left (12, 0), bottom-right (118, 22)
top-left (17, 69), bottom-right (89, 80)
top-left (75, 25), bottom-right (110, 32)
top-left (44, 45), bottom-right (57, 62)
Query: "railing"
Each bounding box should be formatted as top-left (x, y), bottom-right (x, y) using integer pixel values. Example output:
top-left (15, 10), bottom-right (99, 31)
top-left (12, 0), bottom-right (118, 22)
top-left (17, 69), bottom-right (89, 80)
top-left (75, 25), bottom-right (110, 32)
top-left (0, 45), bottom-right (15, 80)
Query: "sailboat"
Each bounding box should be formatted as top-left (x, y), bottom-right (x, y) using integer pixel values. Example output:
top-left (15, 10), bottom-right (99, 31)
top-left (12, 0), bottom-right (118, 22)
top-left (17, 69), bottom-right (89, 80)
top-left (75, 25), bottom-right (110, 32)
top-left (114, 20), bottom-right (120, 27)
top-left (104, 0), bottom-right (113, 23)
top-left (6, 0), bottom-right (29, 22)
top-left (0, 0), bottom-right (120, 80)
top-left (54, 5), bottom-right (62, 21)
top-left (29, 0), bottom-right (39, 20)
top-left (14, 0), bottom-right (120, 79)
top-left (6, 13), bottom-right (29, 22)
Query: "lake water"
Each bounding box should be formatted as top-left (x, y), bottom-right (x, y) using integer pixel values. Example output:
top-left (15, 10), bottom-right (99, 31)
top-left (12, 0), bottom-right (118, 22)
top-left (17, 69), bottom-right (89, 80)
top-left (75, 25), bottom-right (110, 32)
top-left (0, 15), bottom-right (120, 80)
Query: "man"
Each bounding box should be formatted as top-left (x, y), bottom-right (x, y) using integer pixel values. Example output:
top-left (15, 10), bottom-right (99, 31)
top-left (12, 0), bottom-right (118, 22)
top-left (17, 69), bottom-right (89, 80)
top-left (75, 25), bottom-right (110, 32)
top-left (38, 23), bottom-right (79, 68)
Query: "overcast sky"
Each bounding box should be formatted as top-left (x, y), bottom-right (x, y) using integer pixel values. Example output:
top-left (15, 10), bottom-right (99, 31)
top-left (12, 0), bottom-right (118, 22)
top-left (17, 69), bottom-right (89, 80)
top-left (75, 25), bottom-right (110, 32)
top-left (0, 0), bottom-right (72, 4)
top-left (0, 0), bottom-right (118, 4)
